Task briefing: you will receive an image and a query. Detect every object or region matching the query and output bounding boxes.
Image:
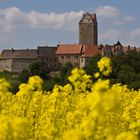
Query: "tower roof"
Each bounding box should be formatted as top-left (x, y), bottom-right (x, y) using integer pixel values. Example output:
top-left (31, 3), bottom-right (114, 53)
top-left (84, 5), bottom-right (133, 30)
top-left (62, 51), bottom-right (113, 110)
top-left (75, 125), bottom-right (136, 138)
top-left (80, 12), bottom-right (97, 23)
top-left (90, 13), bottom-right (97, 21)
top-left (85, 12), bottom-right (97, 21)
top-left (116, 41), bottom-right (122, 46)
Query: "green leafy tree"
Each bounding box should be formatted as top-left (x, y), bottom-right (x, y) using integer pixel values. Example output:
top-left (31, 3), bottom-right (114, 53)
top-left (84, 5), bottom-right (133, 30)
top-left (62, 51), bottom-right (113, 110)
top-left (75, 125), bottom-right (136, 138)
top-left (43, 80), bottom-right (56, 91)
top-left (118, 64), bottom-right (136, 85)
top-left (126, 50), bottom-right (140, 73)
top-left (19, 62), bottom-right (50, 83)
top-left (18, 69), bottom-right (31, 83)
top-left (111, 55), bottom-right (127, 79)
top-left (130, 81), bottom-right (140, 90)
top-left (59, 62), bottom-right (73, 85)
top-left (83, 54), bottom-right (101, 76)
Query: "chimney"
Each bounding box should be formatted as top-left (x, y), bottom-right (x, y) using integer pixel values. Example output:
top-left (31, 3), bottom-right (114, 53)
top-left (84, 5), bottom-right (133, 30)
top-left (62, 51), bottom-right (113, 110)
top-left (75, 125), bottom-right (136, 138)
top-left (12, 48), bottom-right (14, 52)
top-left (128, 45), bottom-right (130, 50)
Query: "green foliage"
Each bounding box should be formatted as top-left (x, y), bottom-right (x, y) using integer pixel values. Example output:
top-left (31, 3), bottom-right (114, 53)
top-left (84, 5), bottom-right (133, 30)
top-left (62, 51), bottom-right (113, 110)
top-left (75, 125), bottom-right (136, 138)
top-left (43, 79), bottom-right (56, 91)
top-left (118, 64), bottom-right (135, 85)
top-left (18, 61), bottom-right (50, 83)
top-left (59, 62), bottom-right (74, 85)
top-left (9, 79), bottom-right (21, 93)
top-left (83, 54), bottom-right (101, 76)
top-left (29, 61), bottom-right (42, 75)
top-left (126, 50), bottom-right (140, 73)
top-left (111, 55), bottom-right (127, 78)
top-left (111, 50), bottom-right (140, 89)
top-left (18, 69), bottom-right (31, 83)
top-left (130, 81), bottom-right (140, 90)
top-left (0, 71), bottom-right (14, 79)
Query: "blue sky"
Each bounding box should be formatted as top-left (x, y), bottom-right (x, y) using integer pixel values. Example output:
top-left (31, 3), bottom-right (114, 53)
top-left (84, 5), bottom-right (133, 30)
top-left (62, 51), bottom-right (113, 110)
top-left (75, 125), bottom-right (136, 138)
top-left (0, 0), bottom-right (140, 50)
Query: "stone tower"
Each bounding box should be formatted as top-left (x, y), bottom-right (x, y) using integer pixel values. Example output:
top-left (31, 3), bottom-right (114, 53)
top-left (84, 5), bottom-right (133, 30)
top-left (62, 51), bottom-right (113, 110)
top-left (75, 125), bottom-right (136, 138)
top-left (79, 13), bottom-right (98, 45)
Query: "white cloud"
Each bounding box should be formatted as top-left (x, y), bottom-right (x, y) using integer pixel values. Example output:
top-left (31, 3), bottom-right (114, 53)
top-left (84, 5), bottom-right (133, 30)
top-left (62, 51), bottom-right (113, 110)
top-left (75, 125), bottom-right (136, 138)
top-left (27, 11), bottom-right (83, 30)
top-left (113, 20), bottom-right (123, 25)
top-left (130, 28), bottom-right (140, 39)
top-left (95, 6), bottom-right (135, 26)
top-left (0, 7), bottom-right (28, 32)
top-left (113, 15), bottom-right (135, 26)
top-left (0, 7), bottom-right (83, 32)
top-left (124, 15), bottom-right (134, 22)
top-left (99, 29), bottom-right (122, 43)
top-left (96, 6), bottom-right (119, 18)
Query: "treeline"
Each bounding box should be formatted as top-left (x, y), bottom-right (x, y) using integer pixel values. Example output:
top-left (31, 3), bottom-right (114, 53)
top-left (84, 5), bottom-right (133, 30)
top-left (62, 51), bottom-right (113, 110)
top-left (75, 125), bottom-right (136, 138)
top-left (84, 49), bottom-right (140, 90)
top-left (0, 49), bottom-right (140, 93)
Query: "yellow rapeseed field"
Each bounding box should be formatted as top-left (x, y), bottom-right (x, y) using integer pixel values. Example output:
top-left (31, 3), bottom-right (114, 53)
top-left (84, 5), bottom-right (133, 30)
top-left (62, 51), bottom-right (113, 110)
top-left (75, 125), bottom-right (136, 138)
top-left (0, 57), bottom-right (140, 140)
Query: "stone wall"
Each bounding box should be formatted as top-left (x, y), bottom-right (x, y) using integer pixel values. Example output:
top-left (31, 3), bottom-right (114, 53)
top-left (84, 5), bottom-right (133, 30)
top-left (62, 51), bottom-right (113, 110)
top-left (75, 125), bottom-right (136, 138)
top-left (0, 59), bottom-right (13, 72)
top-left (12, 58), bottom-right (37, 73)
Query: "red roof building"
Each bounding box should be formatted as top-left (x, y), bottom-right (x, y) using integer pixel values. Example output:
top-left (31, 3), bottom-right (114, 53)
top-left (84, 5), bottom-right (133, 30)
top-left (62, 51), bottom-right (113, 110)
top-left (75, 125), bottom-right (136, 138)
top-left (56, 44), bottom-right (102, 68)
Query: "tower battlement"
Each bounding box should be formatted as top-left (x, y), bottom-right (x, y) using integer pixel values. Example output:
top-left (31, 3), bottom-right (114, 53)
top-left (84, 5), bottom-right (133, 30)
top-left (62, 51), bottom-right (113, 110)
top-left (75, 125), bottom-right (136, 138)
top-left (79, 13), bottom-right (98, 45)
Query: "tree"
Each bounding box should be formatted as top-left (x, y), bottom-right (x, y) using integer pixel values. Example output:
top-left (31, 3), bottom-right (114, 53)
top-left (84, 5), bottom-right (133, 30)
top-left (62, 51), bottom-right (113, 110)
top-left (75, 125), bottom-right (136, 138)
top-left (111, 55), bottom-right (127, 79)
top-left (126, 50), bottom-right (140, 72)
top-left (83, 54), bottom-right (101, 76)
top-left (18, 69), bottom-right (31, 83)
top-left (130, 81), bottom-right (140, 90)
top-left (59, 62), bottom-right (73, 85)
top-left (118, 64), bottom-right (136, 85)
top-left (19, 62), bottom-right (50, 83)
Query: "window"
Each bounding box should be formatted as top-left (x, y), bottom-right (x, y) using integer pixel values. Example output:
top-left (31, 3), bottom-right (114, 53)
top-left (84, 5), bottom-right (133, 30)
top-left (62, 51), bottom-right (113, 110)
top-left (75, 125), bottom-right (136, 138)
top-left (67, 56), bottom-right (70, 59)
top-left (62, 56), bottom-right (64, 59)
top-left (104, 51), bottom-right (106, 56)
top-left (75, 63), bottom-right (79, 66)
top-left (74, 56), bottom-right (78, 59)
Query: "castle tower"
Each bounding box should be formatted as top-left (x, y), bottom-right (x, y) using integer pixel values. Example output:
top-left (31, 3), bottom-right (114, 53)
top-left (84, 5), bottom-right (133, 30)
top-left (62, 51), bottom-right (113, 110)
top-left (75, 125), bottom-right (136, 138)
top-left (79, 13), bottom-right (98, 45)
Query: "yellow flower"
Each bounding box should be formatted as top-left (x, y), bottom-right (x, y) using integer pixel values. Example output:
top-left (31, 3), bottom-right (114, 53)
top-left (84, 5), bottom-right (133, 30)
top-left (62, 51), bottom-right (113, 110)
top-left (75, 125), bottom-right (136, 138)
top-left (28, 76), bottom-right (43, 91)
top-left (97, 57), bottom-right (112, 76)
top-left (0, 78), bottom-right (11, 92)
top-left (94, 72), bottom-right (100, 78)
top-left (63, 129), bottom-right (84, 140)
top-left (116, 132), bottom-right (138, 140)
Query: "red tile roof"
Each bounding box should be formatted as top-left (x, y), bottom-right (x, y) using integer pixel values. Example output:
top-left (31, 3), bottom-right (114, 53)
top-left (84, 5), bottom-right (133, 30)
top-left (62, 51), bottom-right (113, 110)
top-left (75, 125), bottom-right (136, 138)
top-left (56, 44), bottom-right (83, 55)
top-left (81, 45), bottom-right (102, 57)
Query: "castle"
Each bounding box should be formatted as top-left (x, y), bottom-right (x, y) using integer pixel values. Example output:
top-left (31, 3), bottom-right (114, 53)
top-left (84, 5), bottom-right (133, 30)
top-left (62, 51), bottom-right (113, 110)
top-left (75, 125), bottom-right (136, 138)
top-left (79, 13), bottom-right (98, 45)
top-left (0, 13), bottom-right (139, 73)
